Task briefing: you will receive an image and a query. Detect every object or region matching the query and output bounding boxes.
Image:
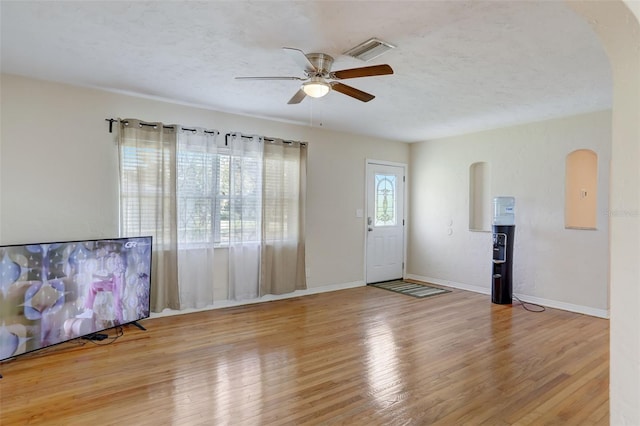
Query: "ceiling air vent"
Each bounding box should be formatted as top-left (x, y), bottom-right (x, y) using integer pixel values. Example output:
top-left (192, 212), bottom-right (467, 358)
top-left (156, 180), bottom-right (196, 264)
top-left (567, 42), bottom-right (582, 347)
top-left (344, 38), bottom-right (396, 62)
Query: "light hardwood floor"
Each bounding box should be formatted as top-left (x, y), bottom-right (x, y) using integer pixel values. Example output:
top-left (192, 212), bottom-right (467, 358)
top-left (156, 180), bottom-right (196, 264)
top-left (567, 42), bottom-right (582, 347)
top-left (0, 285), bottom-right (608, 425)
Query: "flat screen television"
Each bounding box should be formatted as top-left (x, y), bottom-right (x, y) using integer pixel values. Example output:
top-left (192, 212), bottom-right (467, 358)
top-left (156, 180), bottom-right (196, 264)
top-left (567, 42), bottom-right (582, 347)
top-left (0, 236), bottom-right (152, 362)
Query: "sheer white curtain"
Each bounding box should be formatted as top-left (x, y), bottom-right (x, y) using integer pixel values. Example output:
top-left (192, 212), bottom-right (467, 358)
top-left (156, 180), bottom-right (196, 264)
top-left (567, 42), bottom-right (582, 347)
top-left (176, 127), bottom-right (219, 308)
top-left (260, 140), bottom-right (307, 295)
top-left (226, 133), bottom-right (263, 300)
top-left (118, 119), bottom-right (179, 311)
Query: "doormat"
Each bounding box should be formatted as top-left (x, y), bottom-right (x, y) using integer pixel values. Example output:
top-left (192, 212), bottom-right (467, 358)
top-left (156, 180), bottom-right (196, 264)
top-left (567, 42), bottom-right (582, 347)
top-left (369, 280), bottom-right (450, 298)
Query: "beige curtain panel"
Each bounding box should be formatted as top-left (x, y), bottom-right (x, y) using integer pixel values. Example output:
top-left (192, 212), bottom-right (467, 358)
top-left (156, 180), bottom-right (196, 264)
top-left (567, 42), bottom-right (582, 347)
top-left (118, 119), bottom-right (180, 312)
top-left (260, 139), bottom-right (307, 296)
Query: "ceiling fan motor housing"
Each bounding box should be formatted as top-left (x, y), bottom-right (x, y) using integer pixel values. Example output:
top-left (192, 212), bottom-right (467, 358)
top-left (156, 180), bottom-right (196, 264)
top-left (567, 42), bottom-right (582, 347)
top-left (305, 53), bottom-right (334, 77)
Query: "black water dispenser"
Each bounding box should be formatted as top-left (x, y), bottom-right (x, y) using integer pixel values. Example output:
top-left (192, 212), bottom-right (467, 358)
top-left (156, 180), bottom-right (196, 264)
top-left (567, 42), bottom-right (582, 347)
top-left (492, 197), bottom-right (515, 304)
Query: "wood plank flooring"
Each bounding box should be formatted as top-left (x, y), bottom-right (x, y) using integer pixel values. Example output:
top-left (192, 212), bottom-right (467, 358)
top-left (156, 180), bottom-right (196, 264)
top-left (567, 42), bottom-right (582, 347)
top-left (0, 285), bottom-right (609, 425)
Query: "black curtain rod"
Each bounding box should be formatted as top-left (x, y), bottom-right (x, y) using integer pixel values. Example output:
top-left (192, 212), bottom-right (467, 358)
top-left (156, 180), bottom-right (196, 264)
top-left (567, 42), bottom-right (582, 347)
top-left (183, 127), bottom-right (219, 135)
top-left (105, 118), bottom-right (218, 135)
top-left (105, 119), bottom-right (304, 147)
top-left (224, 132), bottom-right (306, 147)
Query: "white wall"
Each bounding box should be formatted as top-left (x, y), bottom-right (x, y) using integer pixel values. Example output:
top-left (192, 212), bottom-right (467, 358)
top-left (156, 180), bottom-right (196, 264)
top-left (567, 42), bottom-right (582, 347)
top-left (407, 110), bottom-right (611, 316)
top-left (0, 74), bottom-right (409, 294)
top-left (569, 1), bottom-right (640, 423)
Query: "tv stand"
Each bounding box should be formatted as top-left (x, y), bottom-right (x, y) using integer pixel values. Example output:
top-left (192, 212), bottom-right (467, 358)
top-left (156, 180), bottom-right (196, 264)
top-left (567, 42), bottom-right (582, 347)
top-left (130, 321), bottom-right (146, 331)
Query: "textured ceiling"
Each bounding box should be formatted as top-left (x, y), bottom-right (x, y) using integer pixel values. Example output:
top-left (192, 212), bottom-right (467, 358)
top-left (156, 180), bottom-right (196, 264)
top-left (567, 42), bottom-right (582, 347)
top-left (0, 1), bottom-right (611, 142)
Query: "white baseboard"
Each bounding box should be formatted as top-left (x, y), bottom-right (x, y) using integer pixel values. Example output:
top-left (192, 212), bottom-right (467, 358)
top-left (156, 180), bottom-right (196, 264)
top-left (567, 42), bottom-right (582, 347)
top-left (151, 275), bottom-right (609, 320)
top-left (511, 293), bottom-right (609, 319)
top-left (150, 280), bottom-right (366, 319)
top-left (405, 274), bottom-right (491, 296)
top-left (405, 274), bottom-right (609, 319)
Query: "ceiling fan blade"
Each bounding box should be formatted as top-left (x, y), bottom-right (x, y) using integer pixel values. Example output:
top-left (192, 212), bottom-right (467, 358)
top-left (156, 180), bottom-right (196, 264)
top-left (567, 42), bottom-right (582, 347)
top-left (331, 82), bottom-right (375, 102)
top-left (283, 47), bottom-right (318, 72)
top-left (331, 64), bottom-right (393, 80)
top-left (287, 89), bottom-right (307, 104)
top-left (235, 76), bottom-right (305, 81)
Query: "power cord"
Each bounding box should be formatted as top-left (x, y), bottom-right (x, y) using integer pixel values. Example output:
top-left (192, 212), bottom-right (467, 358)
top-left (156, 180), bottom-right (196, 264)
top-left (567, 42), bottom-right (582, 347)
top-left (80, 326), bottom-right (124, 346)
top-left (513, 295), bottom-right (546, 312)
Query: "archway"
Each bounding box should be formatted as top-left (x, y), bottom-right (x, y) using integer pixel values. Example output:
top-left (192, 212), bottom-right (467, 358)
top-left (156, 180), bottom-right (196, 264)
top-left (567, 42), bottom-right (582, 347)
top-left (568, 1), bottom-right (640, 423)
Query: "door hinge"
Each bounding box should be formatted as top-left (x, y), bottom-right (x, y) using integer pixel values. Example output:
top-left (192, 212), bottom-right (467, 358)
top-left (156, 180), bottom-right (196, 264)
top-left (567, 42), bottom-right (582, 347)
top-left (403, 219), bottom-right (405, 226)
top-left (403, 175), bottom-right (406, 182)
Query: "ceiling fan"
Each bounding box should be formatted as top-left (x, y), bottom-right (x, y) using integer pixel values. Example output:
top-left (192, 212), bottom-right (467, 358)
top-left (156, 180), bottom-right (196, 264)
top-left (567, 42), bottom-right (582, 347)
top-left (235, 47), bottom-right (394, 104)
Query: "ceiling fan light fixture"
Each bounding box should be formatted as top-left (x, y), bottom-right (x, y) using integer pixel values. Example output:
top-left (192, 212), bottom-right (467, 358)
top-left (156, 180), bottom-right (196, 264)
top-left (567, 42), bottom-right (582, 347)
top-left (344, 38), bottom-right (396, 62)
top-left (302, 77), bottom-right (331, 98)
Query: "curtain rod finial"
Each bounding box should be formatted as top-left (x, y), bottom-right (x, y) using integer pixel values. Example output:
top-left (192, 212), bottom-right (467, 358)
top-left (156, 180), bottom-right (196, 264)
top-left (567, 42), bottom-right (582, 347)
top-left (105, 118), bottom-right (116, 133)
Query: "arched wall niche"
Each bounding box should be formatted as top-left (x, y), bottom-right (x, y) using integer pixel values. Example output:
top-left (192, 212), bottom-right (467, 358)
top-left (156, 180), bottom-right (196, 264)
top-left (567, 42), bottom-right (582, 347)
top-left (565, 149), bottom-right (598, 229)
top-left (469, 161), bottom-right (491, 232)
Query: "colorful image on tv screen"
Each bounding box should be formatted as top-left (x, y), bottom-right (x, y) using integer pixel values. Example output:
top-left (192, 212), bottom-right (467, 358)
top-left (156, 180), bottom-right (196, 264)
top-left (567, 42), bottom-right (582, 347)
top-left (0, 236), bottom-right (152, 361)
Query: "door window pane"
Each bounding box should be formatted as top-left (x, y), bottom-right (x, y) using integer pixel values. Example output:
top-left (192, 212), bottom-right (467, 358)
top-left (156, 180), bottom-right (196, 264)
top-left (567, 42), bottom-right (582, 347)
top-left (375, 174), bottom-right (396, 226)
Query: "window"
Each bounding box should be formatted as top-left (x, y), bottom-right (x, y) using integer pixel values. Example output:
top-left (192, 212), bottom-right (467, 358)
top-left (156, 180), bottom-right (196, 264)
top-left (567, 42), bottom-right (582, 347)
top-left (375, 173), bottom-right (396, 226)
top-left (120, 128), bottom-right (305, 248)
top-left (262, 146), bottom-right (301, 241)
top-left (176, 147), bottom-right (217, 246)
top-left (216, 155), bottom-right (230, 244)
top-left (120, 137), bottom-right (176, 245)
top-left (119, 126), bottom-right (221, 249)
top-left (221, 151), bottom-right (262, 245)
top-left (121, 144), bottom-right (265, 247)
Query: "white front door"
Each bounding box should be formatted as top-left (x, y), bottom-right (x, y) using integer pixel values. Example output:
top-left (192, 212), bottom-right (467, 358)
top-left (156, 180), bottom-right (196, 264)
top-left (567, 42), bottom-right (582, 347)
top-left (366, 162), bottom-right (406, 284)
